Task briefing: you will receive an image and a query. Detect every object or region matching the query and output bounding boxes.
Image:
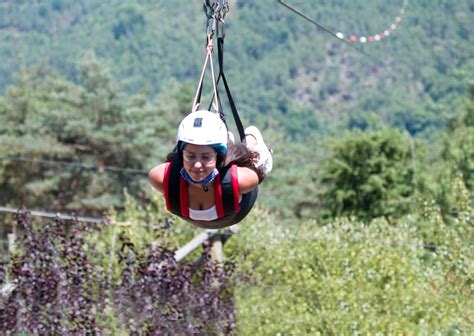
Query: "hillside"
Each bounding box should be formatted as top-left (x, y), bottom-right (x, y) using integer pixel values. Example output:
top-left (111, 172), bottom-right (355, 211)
top-left (0, 0), bottom-right (472, 135)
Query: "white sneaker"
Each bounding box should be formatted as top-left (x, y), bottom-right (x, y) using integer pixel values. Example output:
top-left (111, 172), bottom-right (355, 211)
top-left (227, 131), bottom-right (235, 146)
top-left (244, 126), bottom-right (273, 174)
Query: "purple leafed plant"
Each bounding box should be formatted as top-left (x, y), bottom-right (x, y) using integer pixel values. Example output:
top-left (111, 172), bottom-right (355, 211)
top-left (0, 209), bottom-right (236, 334)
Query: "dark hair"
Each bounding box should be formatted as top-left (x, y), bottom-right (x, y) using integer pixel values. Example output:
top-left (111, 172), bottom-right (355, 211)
top-left (225, 143), bottom-right (265, 183)
top-left (166, 143), bottom-right (265, 183)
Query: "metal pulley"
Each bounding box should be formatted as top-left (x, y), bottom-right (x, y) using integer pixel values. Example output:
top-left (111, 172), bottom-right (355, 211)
top-left (203, 0), bottom-right (229, 38)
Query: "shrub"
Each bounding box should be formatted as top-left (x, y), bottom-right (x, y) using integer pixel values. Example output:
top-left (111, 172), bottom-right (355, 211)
top-left (230, 207), bottom-right (472, 335)
top-left (0, 209), bottom-right (236, 334)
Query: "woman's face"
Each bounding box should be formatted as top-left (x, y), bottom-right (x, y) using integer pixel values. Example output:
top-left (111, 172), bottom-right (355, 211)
top-left (182, 144), bottom-right (217, 181)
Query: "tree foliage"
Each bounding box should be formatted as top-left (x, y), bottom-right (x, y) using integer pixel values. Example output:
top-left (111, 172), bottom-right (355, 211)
top-left (0, 0), bottom-right (472, 135)
top-left (2, 186), bottom-right (471, 334)
top-left (229, 194), bottom-right (472, 335)
top-left (443, 83), bottom-right (474, 190)
top-left (320, 129), bottom-right (415, 221)
top-left (0, 56), bottom-right (183, 215)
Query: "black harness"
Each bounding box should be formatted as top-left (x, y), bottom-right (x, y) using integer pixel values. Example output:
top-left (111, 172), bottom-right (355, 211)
top-left (175, 8), bottom-right (258, 228)
top-left (163, 156), bottom-right (258, 229)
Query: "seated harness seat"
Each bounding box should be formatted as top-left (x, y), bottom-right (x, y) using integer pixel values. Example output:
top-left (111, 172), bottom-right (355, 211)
top-left (163, 155), bottom-right (258, 229)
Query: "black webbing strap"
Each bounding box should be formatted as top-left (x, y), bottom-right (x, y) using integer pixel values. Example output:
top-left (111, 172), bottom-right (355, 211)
top-left (219, 165), bottom-right (236, 215)
top-left (213, 36), bottom-right (246, 142)
top-left (167, 158), bottom-right (184, 216)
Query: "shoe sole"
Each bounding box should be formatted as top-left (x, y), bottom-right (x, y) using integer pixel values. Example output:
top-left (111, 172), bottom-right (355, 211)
top-left (245, 126), bottom-right (273, 174)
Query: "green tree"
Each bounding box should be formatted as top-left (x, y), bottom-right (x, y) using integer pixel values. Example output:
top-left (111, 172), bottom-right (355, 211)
top-left (0, 55), bottom-right (179, 215)
top-left (320, 129), bottom-right (415, 222)
top-left (112, 4), bottom-right (146, 40)
top-left (443, 83), bottom-right (474, 190)
top-left (432, 83), bottom-right (474, 220)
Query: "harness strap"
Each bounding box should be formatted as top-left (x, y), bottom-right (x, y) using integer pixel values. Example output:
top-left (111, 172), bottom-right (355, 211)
top-left (213, 173), bottom-right (224, 217)
top-left (165, 162), bottom-right (241, 221)
top-left (179, 178), bottom-right (190, 218)
top-left (212, 36), bottom-right (246, 141)
top-left (163, 162), bottom-right (171, 211)
top-left (192, 36), bottom-right (221, 113)
top-left (219, 164), bottom-right (239, 214)
top-left (165, 162), bottom-right (257, 228)
top-left (165, 161), bottom-right (183, 216)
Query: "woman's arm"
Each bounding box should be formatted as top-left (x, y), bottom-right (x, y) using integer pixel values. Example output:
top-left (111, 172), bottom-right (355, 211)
top-left (236, 166), bottom-right (259, 194)
top-left (148, 163), bottom-right (168, 193)
top-left (150, 162), bottom-right (258, 195)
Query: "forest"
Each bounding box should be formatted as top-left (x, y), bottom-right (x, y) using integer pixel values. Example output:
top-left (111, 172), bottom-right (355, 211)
top-left (0, 0), bottom-right (472, 334)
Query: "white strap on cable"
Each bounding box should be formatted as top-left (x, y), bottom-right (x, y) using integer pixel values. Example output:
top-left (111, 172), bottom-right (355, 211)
top-left (191, 36), bottom-right (220, 113)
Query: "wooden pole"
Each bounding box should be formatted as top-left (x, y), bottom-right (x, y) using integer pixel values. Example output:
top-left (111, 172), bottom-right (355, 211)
top-left (7, 219), bottom-right (16, 255)
top-left (209, 233), bottom-right (224, 288)
top-left (209, 233), bottom-right (224, 264)
top-left (175, 230), bottom-right (218, 262)
top-left (7, 233), bottom-right (15, 255)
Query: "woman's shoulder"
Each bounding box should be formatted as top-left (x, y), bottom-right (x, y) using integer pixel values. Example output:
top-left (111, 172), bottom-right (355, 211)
top-left (234, 166), bottom-right (259, 194)
top-left (148, 162), bottom-right (170, 193)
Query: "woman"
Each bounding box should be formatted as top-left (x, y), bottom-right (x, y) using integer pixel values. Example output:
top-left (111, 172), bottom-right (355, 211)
top-left (148, 110), bottom-right (272, 228)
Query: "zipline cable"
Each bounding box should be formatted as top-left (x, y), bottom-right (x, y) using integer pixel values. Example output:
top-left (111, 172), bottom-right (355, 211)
top-left (0, 156), bottom-right (148, 176)
top-left (0, 206), bottom-right (109, 225)
top-left (277, 0), bottom-right (407, 46)
top-left (276, 0), bottom-right (370, 57)
top-left (276, 0), bottom-right (408, 68)
top-left (0, 206), bottom-right (159, 229)
top-left (336, 0), bottom-right (408, 44)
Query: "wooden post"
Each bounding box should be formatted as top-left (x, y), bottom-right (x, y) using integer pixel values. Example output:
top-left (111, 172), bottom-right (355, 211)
top-left (7, 233), bottom-right (15, 255)
top-left (175, 230), bottom-right (217, 262)
top-left (8, 220), bottom-right (17, 255)
top-left (209, 233), bottom-right (224, 265)
top-left (209, 233), bottom-right (224, 288)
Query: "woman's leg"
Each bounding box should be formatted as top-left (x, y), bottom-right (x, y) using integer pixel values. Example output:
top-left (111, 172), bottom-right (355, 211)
top-left (244, 126), bottom-right (273, 174)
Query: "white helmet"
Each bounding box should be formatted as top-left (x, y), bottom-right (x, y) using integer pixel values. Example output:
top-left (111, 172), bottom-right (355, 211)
top-left (177, 110), bottom-right (228, 153)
